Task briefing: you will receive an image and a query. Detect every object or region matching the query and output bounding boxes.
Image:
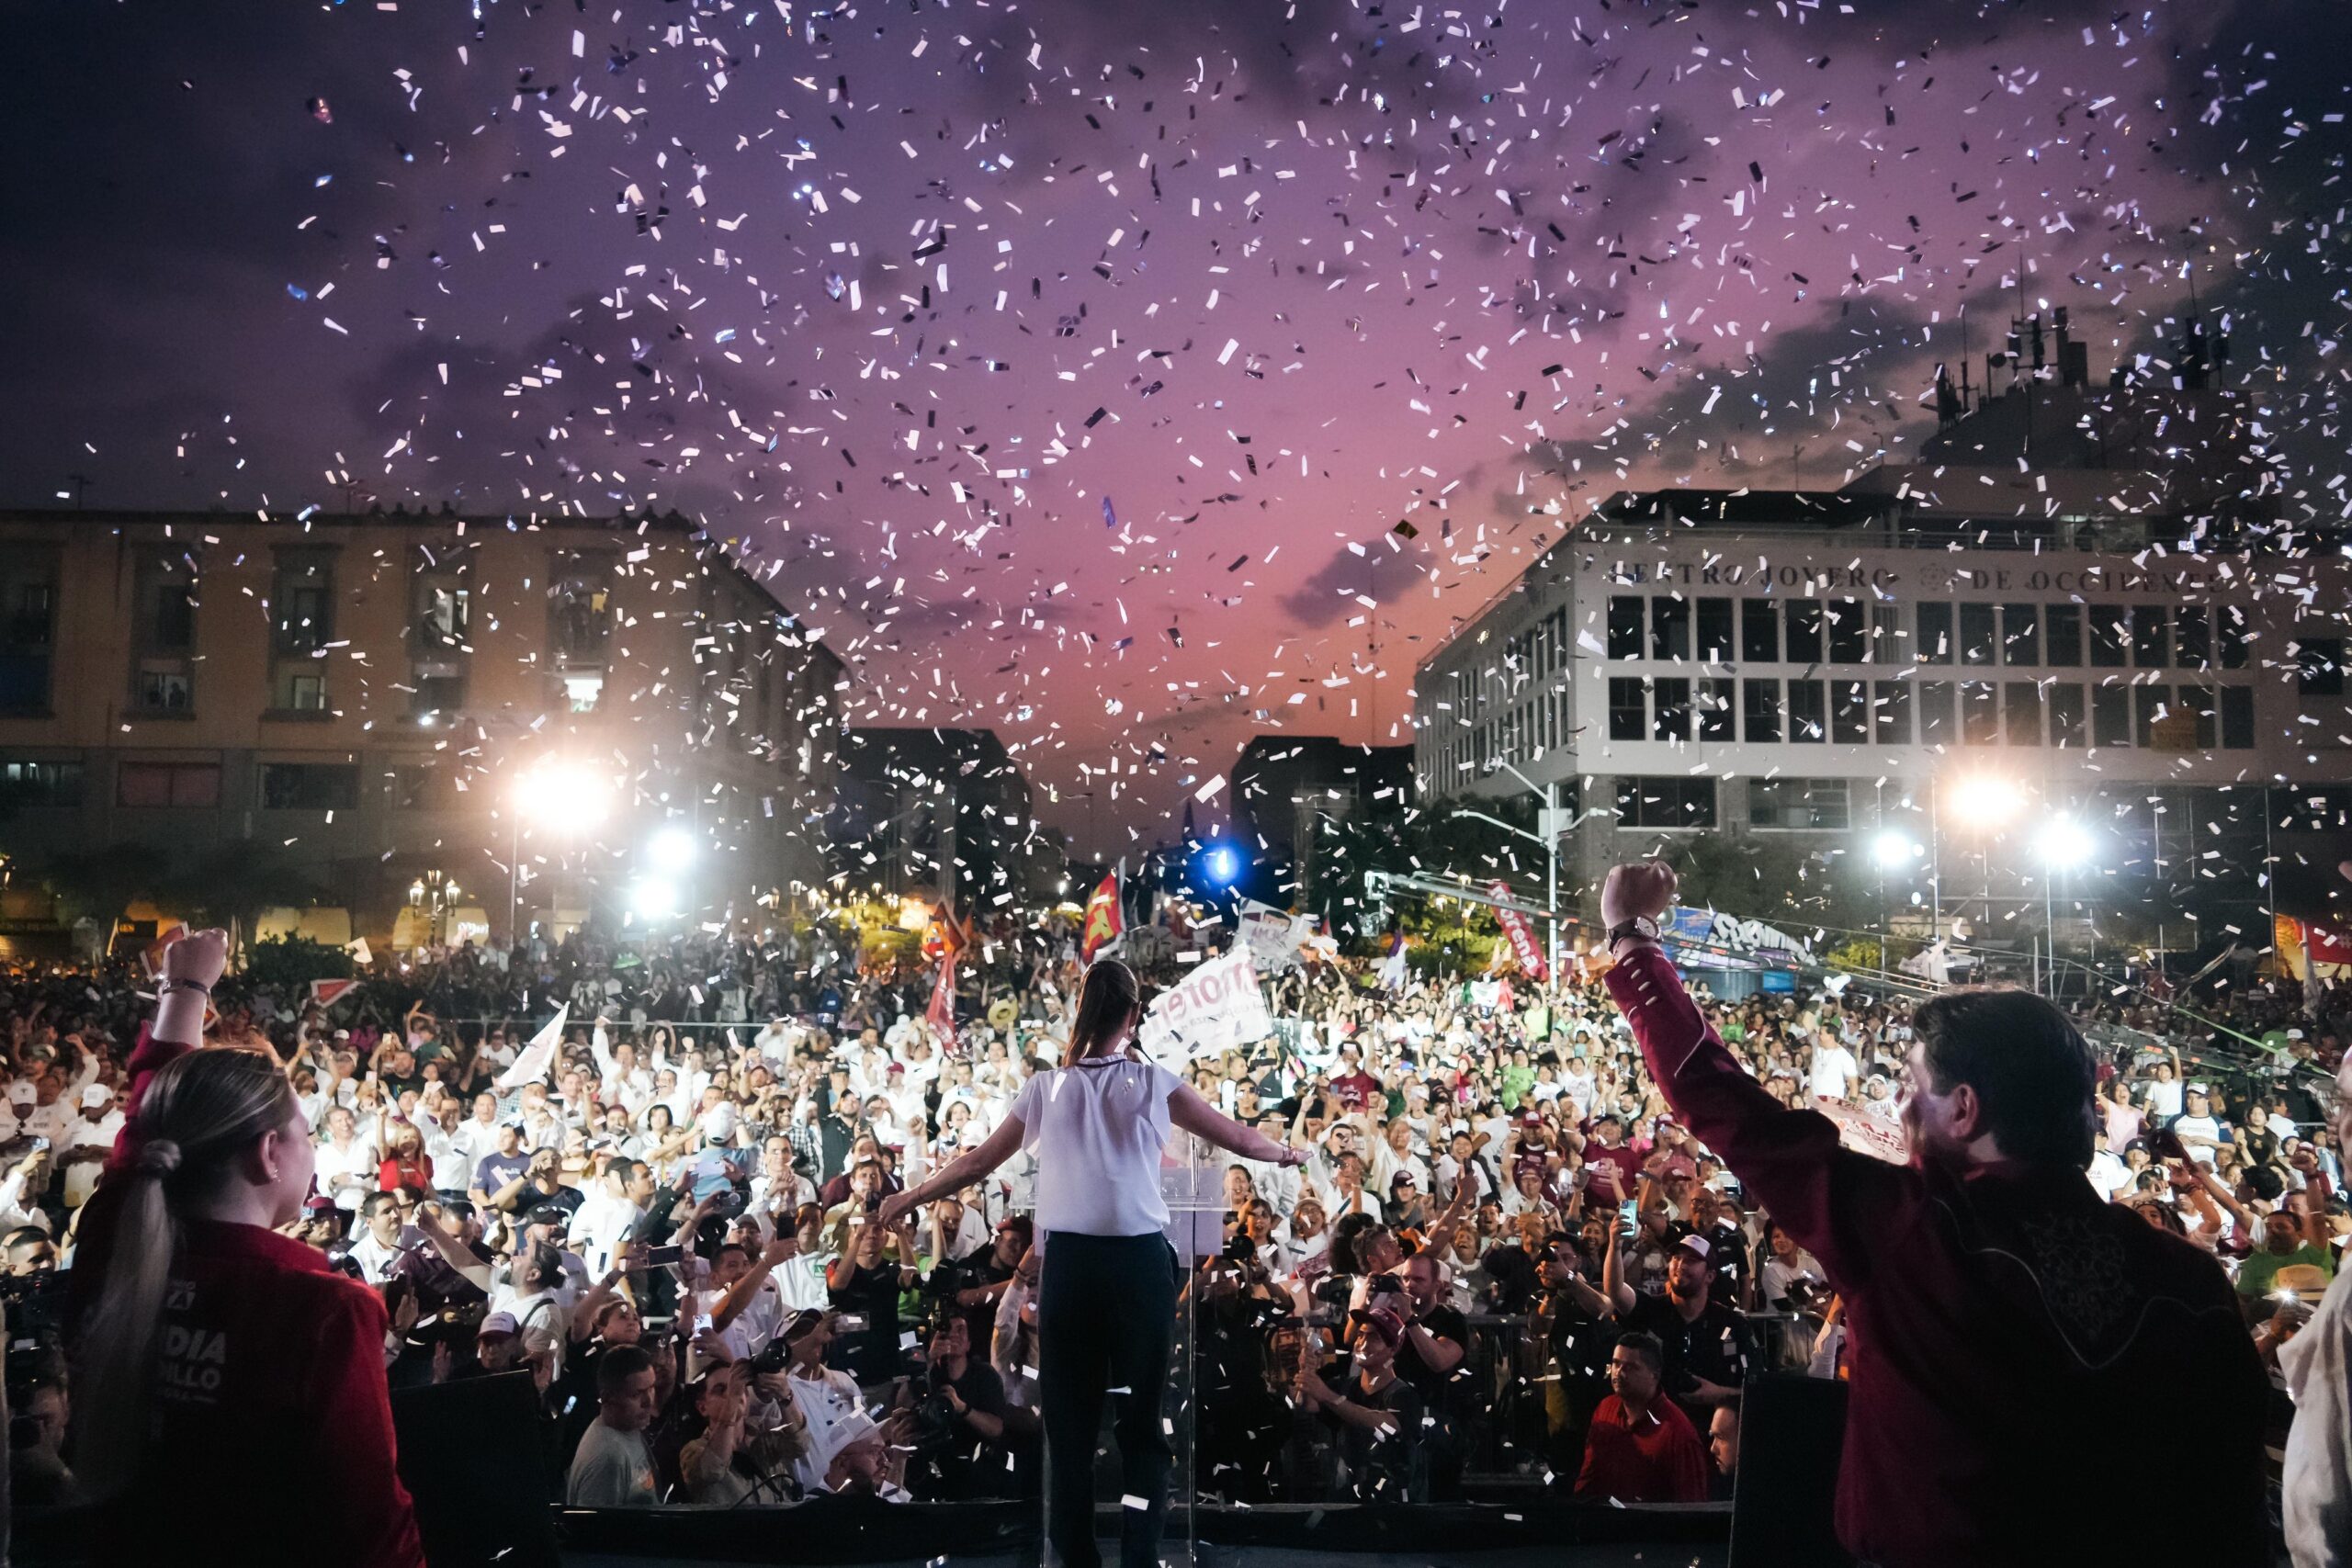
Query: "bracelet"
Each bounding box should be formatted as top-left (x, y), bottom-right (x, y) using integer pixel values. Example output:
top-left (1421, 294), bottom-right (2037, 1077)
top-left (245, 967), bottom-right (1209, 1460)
top-left (160, 978), bottom-right (212, 997)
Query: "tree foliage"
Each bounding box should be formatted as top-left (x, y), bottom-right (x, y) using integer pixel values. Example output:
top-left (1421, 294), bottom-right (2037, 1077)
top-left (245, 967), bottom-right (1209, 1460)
top-left (243, 934), bottom-right (354, 990)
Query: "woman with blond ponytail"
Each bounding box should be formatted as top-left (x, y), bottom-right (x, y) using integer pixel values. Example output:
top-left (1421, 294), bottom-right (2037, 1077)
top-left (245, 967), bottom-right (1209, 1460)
top-left (66, 929), bottom-right (422, 1567)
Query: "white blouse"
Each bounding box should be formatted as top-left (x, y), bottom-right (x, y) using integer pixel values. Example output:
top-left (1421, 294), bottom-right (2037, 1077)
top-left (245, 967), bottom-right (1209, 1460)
top-left (1010, 1055), bottom-right (1180, 1238)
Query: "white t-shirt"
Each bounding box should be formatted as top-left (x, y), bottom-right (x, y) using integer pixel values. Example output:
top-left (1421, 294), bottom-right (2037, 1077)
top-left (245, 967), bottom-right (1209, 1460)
top-left (1810, 1043), bottom-right (1859, 1101)
top-left (1009, 1055), bottom-right (1180, 1237)
top-left (2146, 1078), bottom-right (2184, 1120)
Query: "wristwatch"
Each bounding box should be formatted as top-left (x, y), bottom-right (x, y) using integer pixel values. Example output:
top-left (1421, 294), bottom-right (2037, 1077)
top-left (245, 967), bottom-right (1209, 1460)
top-left (1604, 917), bottom-right (1661, 953)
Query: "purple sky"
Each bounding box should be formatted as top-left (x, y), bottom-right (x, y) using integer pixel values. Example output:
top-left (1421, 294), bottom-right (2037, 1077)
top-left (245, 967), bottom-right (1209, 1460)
top-left (6, 0), bottom-right (2346, 854)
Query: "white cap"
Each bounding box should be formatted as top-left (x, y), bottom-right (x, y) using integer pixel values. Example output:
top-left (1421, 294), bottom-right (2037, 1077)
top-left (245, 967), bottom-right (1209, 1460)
top-left (6, 1082), bottom-right (34, 1107)
top-left (80, 1084), bottom-right (111, 1110)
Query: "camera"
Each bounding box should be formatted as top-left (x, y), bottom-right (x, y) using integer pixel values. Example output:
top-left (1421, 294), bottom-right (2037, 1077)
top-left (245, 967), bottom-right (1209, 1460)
top-left (1365, 1272), bottom-right (1407, 1299)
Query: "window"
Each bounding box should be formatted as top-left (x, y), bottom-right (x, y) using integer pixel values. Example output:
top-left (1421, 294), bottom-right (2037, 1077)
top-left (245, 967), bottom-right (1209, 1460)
top-left (1696, 599), bottom-right (1735, 663)
top-left (2297, 636), bottom-right (2346, 697)
top-left (2132, 606), bottom-right (2169, 669)
top-left (2050, 683), bottom-right (2086, 748)
top-left (2094, 686), bottom-right (2138, 750)
top-left (1608, 678), bottom-right (1645, 741)
top-left (1918, 682), bottom-right (1956, 746)
top-left (136, 665), bottom-right (192, 713)
top-left (1742, 678), bottom-right (1781, 743)
top-left (1607, 596), bottom-right (1645, 660)
top-left (1960, 603), bottom-right (1997, 666)
top-left (1873, 681), bottom-right (1912, 745)
top-left (117, 761), bottom-right (220, 808)
top-left (2001, 604), bottom-right (2040, 666)
top-left (2221, 686), bottom-right (2255, 749)
top-left (2176, 605), bottom-right (2210, 670)
top-left (1741, 599), bottom-right (1780, 663)
top-left (132, 553), bottom-right (198, 715)
top-left (1961, 682), bottom-right (1999, 746)
top-left (2186, 687), bottom-right (2218, 750)
top-left (1917, 603), bottom-right (1954, 665)
top-left (2003, 682), bottom-right (2042, 747)
top-left (2088, 605), bottom-right (2129, 667)
top-left (1826, 600), bottom-right (1866, 664)
top-left (284, 673), bottom-right (327, 713)
top-left (1786, 602), bottom-right (1825, 665)
top-left (0, 760), bottom-right (82, 808)
top-left (260, 762), bottom-right (359, 811)
top-left (549, 551), bottom-right (614, 668)
top-left (1698, 678), bottom-right (1735, 741)
top-left (1831, 680), bottom-right (1870, 743)
top-left (1788, 680), bottom-right (1826, 742)
top-left (1749, 777), bottom-right (1850, 830)
top-left (417, 581), bottom-right (470, 651)
top-left (1652, 678), bottom-right (1690, 741)
top-left (2134, 684), bottom-right (2172, 749)
top-left (1870, 605), bottom-right (1901, 664)
top-left (0, 558), bottom-right (57, 716)
top-left (2045, 604), bottom-right (2083, 667)
top-left (1651, 598), bottom-right (1692, 661)
top-left (1615, 777), bottom-right (1717, 829)
top-left (271, 555), bottom-right (334, 653)
top-left (2218, 605), bottom-right (2250, 669)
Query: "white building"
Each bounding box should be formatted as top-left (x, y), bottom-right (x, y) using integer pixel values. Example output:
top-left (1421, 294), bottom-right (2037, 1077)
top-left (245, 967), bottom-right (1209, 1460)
top-left (1411, 382), bottom-right (2351, 940)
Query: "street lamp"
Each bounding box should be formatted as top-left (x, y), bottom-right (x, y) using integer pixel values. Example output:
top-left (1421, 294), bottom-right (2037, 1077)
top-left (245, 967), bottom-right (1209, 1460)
top-left (2035, 817), bottom-right (2096, 995)
top-left (1461, 761), bottom-right (1572, 979)
top-left (1870, 829), bottom-right (1922, 966)
top-left (1932, 773), bottom-right (2021, 951)
top-left (509, 760), bottom-right (612, 942)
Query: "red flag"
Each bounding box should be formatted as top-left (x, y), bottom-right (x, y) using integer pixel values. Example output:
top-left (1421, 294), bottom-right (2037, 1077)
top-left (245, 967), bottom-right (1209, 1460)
top-left (309, 978), bottom-right (359, 1009)
top-left (1080, 871), bottom-right (1125, 963)
top-left (1488, 881), bottom-right (1548, 981)
top-left (926, 955), bottom-right (957, 1044)
top-left (922, 903), bottom-right (970, 963)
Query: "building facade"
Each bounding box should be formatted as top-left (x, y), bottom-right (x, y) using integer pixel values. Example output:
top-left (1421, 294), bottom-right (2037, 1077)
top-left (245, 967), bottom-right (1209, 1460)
top-left (0, 506), bottom-right (845, 945)
top-left (1412, 459), bottom-right (2351, 941)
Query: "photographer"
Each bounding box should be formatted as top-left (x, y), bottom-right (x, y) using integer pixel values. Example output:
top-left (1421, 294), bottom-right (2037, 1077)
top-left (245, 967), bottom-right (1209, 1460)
top-left (906, 1312), bottom-right (1010, 1500)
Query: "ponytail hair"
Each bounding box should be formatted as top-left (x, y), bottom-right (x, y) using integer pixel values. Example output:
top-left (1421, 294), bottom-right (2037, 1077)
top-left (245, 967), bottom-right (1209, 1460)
top-left (1065, 959), bottom-right (1142, 1066)
top-left (72, 1050), bottom-right (298, 1496)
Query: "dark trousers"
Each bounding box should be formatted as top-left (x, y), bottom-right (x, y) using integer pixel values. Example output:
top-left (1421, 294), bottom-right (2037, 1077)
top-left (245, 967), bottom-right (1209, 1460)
top-left (1037, 1231), bottom-right (1177, 1568)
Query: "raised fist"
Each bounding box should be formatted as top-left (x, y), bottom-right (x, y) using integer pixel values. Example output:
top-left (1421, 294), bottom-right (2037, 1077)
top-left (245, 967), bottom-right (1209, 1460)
top-left (163, 929), bottom-right (230, 991)
top-left (1600, 863), bottom-right (1679, 931)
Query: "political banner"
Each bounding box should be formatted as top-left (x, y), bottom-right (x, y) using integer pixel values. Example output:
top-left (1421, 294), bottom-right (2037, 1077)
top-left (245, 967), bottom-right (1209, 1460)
top-left (309, 978), bottom-right (359, 1009)
top-left (1813, 1097), bottom-right (1907, 1165)
top-left (1137, 949), bottom-right (1272, 1069)
top-left (1238, 902), bottom-right (1309, 974)
top-left (1488, 881), bottom-right (1547, 980)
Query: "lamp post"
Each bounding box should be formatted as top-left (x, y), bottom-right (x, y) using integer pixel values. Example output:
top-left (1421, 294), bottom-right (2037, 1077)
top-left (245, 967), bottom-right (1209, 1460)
top-left (2035, 816), bottom-right (2095, 998)
top-left (1453, 760), bottom-right (1570, 979)
top-left (1940, 773), bottom-right (2022, 964)
top-left (508, 760), bottom-right (612, 943)
top-left (1871, 829), bottom-right (1922, 968)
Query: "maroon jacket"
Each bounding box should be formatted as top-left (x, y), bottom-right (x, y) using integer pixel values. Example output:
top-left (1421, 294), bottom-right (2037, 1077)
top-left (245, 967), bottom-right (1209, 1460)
top-left (1604, 945), bottom-right (2267, 1568)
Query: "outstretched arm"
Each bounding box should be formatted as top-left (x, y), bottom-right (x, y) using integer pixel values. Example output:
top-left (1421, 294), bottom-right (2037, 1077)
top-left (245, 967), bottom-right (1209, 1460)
top-left (1597, 862), bottom-right (1911, 1294)
top-left (877, 1115), bottom-right (1025, 1228)
top-left (1170, 1083), bottom-right (1309, 1167)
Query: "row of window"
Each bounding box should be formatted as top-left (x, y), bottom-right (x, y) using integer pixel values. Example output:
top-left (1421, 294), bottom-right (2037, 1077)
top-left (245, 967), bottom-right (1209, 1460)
top-left (0, 548), bottom-right (615, 719)
top-left (0, 759), bottom-right (466, 812)
top-left (1600, 594), bottom-right (2345, 686)
top-left (1613, 775), bottom-right (1842, 831)
top-left (1605, 676), bottom-right (2259, 751)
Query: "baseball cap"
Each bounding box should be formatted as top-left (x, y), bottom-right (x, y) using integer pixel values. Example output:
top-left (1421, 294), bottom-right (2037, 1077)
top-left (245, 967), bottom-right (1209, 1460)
top-left (479, 1313), bottom-right (521, 1339)
top-left (1352, 1302), bottom-right (1408, 1349)
top-left (80, 1084), bottom-right (111, 1109)
top-left (1675, 1234), bottom-right (1713, 1260)
top-left (6, 1083), bottom-right (34, 1108)
top-left (781, 1307), bottom-right (828, 1343)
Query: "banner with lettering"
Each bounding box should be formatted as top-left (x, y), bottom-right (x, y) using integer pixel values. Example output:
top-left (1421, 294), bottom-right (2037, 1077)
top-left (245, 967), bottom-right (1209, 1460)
top-left (1237, 902), bottom-right (1308, 974)
top-left (1813, 1098), bottom-right (1907, 1165)
top-left (1487, 880), bottom-right (1547, 980)
top-left (1137, 950), bottom-right (1272, 1069)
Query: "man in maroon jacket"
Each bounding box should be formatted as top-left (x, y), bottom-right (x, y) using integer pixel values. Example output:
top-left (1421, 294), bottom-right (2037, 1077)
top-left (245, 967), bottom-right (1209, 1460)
top-left (1597, 862), bottom-right (2266, 1568)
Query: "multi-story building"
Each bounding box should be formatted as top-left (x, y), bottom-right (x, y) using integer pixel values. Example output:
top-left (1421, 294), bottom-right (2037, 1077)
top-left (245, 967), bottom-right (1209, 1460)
top-left (831, 726), bottom-right (1067, 913)
top-left (0, 506), bottom-right (845, 945)
top-left (1230, 736), bottom-right (1414, 903)
top-left (1412, 341), bottom-right (2352, 944)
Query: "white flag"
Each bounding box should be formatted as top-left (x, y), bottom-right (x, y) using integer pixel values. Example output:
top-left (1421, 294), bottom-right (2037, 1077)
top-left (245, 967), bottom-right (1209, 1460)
top-left (496, 1003), bottom-right (571, 1090)
top-left (1136, 950), bottom-right (1272, 1070)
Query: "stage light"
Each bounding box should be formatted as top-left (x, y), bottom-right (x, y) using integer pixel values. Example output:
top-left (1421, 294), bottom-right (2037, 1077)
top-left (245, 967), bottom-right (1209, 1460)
top-left (2038, 818), bottom-right (2097, 870)
top-left (1871, 829), bottom-right (1921, 870)
top-left (631, 879), bottom-right (680, 919)
top-left (648, 826), bottom-right (696, 871)
top-left (1203, 845), bottom-right (1239, 886)
top-left (1947, 774), bottom-right (2023, 829)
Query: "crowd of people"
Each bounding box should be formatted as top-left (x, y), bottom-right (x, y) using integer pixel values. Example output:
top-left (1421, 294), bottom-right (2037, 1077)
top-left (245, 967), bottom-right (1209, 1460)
top-left (2, 902), bottom-right (2343, 1538)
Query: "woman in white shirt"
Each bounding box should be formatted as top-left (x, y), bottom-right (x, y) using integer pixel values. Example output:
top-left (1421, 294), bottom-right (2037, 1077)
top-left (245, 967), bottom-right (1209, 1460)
top-left (879, 959), bottom-right (1303, 1568)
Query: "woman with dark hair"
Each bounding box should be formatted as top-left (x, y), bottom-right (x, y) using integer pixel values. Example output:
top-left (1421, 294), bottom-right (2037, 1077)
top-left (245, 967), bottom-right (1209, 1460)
top-left (879, 958), bottom-right (1303, 1568)
top-left (68, 929), bottom-right (422, 1566)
